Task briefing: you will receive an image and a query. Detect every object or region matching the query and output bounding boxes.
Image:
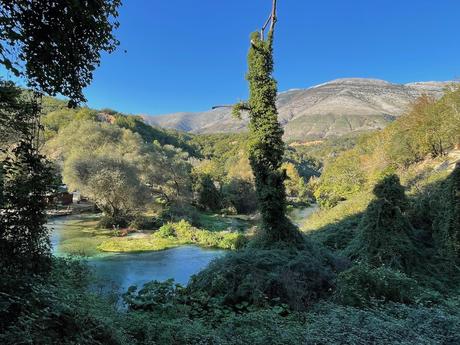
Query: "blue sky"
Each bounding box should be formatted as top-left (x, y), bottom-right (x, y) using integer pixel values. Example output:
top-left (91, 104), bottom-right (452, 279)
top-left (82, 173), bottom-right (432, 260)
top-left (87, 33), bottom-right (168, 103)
top-left (3, 0), bottom-right (460, 115)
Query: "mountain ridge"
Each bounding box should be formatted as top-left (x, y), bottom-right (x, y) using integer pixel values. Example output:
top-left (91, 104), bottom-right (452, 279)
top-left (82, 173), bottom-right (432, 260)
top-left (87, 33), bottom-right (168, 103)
top-left (142, 78), bottom-right (454, 140)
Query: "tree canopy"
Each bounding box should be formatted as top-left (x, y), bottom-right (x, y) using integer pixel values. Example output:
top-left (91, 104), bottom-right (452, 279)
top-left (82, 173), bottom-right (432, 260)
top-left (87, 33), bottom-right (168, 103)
top-left (0, 0), bottom-right (120, 105)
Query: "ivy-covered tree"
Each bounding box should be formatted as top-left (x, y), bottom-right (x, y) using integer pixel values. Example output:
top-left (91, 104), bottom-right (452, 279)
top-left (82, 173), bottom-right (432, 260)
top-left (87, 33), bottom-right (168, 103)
top-left (345, 174), bottom-right (420, 272)
top-left (233, 1), bottom-right (302, 244)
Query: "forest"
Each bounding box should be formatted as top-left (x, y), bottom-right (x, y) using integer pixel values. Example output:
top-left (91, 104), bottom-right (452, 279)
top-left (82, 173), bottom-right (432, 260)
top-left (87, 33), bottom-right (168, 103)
top-left (1, 1), bottom-right (460, 344)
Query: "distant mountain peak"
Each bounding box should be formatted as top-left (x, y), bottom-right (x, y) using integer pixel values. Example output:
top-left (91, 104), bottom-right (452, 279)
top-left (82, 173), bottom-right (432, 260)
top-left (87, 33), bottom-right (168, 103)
top-left (142, 78), bottom-right (453, 141)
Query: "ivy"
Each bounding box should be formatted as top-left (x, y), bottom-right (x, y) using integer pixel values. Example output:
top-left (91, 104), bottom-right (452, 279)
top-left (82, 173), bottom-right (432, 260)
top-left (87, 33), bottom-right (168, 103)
top-left (234, 27), bottom-right (302, 244)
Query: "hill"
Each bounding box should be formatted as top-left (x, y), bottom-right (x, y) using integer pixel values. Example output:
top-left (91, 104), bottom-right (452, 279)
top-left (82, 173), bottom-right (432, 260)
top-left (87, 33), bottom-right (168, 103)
top-left (142, 78), bottom-right (452, 141)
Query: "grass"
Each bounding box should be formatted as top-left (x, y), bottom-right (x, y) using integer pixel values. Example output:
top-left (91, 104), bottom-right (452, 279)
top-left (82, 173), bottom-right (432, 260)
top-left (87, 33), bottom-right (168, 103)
top-left (97, 236), bottom-right (184, 252)
top-left (51, 215), bottom-right (114, 257)
top-left (98, 220), bottom-right (247, 253)
top-left (302, 192), bottom-right (372, 233)
top-left (196, 212), bottom-right (252, 232)
top-left (52, 212), bottom-right (251, 256)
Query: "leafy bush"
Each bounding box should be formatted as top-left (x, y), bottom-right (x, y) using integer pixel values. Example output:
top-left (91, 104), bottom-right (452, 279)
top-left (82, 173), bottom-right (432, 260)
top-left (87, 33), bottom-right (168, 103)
top-left (432, 163), bottom-right (460, 258)
top-left (335, 264), bottom-right (419, 307)
top-left (345, 175), bottom-right (421, 272)
top-left (222, 178), bottom-right (258, 214)
top-left (157, 223), bottom-right (176, 238)
top-left (0, 258), bottom-right (123, 345)
top-left (156, 220), bottom-right (247, 250)
top-left (194, 173), bottom-right (222, 212)
top-left (160, 203), bottom-right (201, 226)
top-left (188, 246), bottom-right (344, 310)
top-left (314, 150), bottom-right (366, 208)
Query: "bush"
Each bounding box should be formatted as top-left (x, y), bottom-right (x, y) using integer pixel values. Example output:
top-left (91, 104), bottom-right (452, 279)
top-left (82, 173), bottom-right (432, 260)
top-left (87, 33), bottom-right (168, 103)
top-left (160, 203), bottom-right (201, 226)
top-left (0, 258), bottom-right (123, 345)
top-left (129, 215), bottom-right (159, 230)
top-left (432, 163), bottom-right (460, 258)
top-left (98, 213), bottom-right (130, 228)
top-left (194, 174), bottom-right (222, 212)
top-left (157, 223), bottom-right (176, 238)
top-left (335, 264), bottom-right (419, 307)
top-left (345, 175), bottom-right (421, 272)
top-left (188, 246), bottom-right (345, 311)
top-left (156, 220), bottom-right (247, 250)
top-left (222, 178), bottom-right (258, 214)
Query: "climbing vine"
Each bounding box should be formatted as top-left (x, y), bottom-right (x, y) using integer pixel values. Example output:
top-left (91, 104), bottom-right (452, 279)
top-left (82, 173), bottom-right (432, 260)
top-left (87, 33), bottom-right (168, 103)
top-left (234, 3), bottom-right (302, 244)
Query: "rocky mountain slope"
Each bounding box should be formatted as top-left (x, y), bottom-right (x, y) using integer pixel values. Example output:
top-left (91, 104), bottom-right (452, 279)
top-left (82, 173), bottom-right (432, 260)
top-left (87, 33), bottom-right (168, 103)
top-left (142, 78), bottom-right (452, 141)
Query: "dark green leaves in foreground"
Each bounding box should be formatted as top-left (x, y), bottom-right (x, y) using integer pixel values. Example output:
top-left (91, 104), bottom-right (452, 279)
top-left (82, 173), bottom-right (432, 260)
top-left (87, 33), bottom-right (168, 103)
top-left (0, 0), bottom-right (120, 105)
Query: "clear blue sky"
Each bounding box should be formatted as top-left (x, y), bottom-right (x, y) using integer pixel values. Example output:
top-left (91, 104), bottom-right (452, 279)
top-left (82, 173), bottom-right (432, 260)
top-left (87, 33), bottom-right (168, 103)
top-left (3, 0), bottom-right (460, 115)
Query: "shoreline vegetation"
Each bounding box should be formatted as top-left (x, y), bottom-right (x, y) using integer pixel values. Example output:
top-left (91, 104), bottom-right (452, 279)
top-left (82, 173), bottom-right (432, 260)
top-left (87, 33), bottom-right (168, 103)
top-left (51, 212), bottom-right (257, 256)
top-left (51, 206), bottom-right (315, 256)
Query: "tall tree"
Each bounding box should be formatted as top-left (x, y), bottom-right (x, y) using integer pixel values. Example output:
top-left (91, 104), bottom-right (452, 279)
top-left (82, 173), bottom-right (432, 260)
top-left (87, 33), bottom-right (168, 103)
top-left (0, 0), bottom-right (121, 270)
top-left (233, 1), bottom-right (303, 244)
top-left (0, 0), bottom-right (120, 105)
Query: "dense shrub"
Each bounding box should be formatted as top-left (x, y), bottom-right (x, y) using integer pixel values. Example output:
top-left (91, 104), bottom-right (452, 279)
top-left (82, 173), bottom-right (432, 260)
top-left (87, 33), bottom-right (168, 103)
top-left (0, 259), bottom-right (123, 345)
top-left (156, 220), bottom-right (247, 250)
top-left (188, 245), bottom-right (345, 310)
top-left (345, 175), bottom-right (421, 272)
top-left (160, 202), bottom-right (201, 226)
top-left (194, 174), bottom-right (222, 212)
top-left (432, 163), bottom-right (460, 258)
top-left (335, 264), bottom-right (420, 307)
top-left (314, 150), bottom-right (366, 208)
top-left (222, 178), bottom-right (258, 215)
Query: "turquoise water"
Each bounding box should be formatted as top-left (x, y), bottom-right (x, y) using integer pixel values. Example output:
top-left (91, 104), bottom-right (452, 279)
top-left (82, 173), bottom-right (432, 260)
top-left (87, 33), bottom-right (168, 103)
top-left (49, 215), bottom-right (225, 291)
top-left (87, 247), bottom-right (224, 291)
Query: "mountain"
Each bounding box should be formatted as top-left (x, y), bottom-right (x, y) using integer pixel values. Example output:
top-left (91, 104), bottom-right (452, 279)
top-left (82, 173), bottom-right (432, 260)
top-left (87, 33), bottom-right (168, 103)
top-left (142, 78), bottom-right (452, 141)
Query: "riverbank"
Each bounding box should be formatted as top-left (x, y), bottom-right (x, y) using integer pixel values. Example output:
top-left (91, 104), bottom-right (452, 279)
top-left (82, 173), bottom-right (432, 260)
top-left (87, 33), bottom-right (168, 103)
top-left (49, 213), bottom-right (250, 257)
top-left (49, 206), bottom-right (317, 257)
top-left (98, 220), bottom-right (246, 252)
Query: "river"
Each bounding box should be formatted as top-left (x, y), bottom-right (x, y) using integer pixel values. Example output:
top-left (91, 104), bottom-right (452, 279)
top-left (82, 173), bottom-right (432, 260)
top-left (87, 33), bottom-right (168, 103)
top-left (48, 215), bottom-right (225, 291)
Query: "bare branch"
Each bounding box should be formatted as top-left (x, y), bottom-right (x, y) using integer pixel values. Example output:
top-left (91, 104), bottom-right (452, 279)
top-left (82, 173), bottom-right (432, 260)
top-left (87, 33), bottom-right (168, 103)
top-left (270, 0), bottom-right (277, 32)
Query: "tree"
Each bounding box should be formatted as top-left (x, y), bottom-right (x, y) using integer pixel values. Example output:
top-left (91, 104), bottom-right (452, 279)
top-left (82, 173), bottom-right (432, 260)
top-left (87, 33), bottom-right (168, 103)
top-left (0, 83), bottom-right (54, 270)
top-left (233, 1), bottom-right (302, 244)
top-left (142, 142), bottom-right (192, 204)
top-left (1, 0), bottom-right (121, 271)
top-left (222, 178), bottom-right (258, 215)
top-left (0, 0), bottom-right (120, 105)
top-left (282, 162), bottom-right (309, 202)
top-left (63, 152), bottom-right (150, 227)
top-left (1, 142), bottom-right (55, 268)
top-left (194, 174), bottom-right (222, 212)
top-left (346, 175), bottom-right (419, 272)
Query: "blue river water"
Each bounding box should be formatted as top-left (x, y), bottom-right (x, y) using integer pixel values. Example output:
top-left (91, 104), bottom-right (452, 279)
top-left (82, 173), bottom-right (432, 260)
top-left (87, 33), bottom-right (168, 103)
top-left (49, 215), bottom-right (225, 291)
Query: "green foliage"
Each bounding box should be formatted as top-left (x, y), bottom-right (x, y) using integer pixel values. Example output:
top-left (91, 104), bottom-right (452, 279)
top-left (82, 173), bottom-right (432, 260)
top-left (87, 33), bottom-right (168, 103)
top-left (314, 149), bottom-right (366, 208)
top-left (64, 153), bottom-right (150, 226)
top-left (1, 142), bottom-right (54, 270)
top-left (194, 173), bottom-right (222, 212)
top-left (222, 178), bottom-right (258, 214)
top-left (0, 83), bottom-right (55, 271)
top-left (42, 107), bottom-right (97, 139)
top-left (345, 175), bottom-right (420, 271)
top-left (0, 258), bottom-right (123, 345)
top-left (0, 0), bottom-right (121, 104)
top-left (156, 220), bottom-right (247, 250)
top-left (99, 220), bottom-right (246, 252)
top-left (425, 163), bottom-right (460, 259)
top-left (113, 114), bottom-right (199, 156)
top-left (189, 245), bottom-right (342, 310)
top-left (234, 28), bottom-right (302, 244)
top-left (160, 202), bottom-right (201, 225)
top-left (45, 120), bottom-right (192, 225)
top-left (335, 264), bottom-right (420, 307)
